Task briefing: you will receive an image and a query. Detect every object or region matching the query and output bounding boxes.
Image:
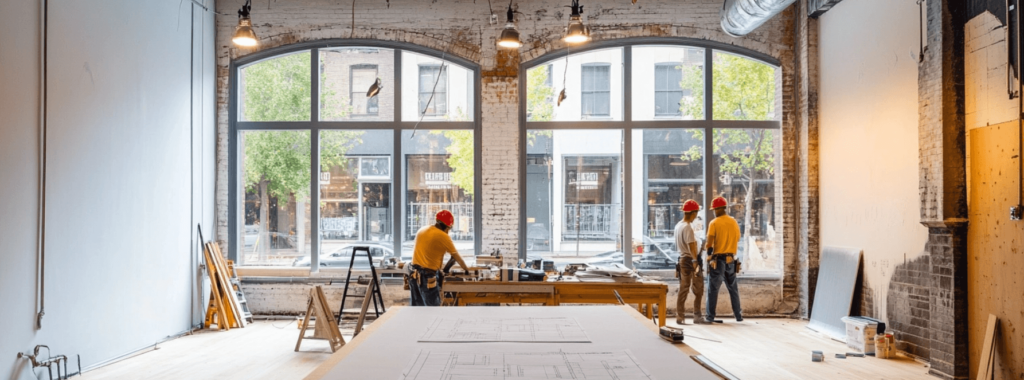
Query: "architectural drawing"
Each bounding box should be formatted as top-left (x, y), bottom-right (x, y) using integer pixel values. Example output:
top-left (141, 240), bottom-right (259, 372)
top-left (401, 350), bottom-right (654, 380)
top-left (417, 317), bottom-right (591, 343)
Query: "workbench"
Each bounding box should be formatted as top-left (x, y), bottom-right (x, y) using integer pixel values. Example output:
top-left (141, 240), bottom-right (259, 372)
top-left (304, 305), bottom-right (718, 380)
top-left (442, 280), bottom-right (670, 326)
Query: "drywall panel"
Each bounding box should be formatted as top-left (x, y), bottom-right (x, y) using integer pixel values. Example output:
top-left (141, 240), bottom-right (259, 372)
top-left (967, 122), bottom-right (1023, 379)
top-left (818, 0), bottom-right (929, 323)
top-left (0, 1), bottom-right (216, 378)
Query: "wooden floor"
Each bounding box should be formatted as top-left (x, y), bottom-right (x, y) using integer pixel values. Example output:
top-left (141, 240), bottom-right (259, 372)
top-left (673, 317), bottom-right (934, 380)
top-left (83, 315), bottom-right (935, 380)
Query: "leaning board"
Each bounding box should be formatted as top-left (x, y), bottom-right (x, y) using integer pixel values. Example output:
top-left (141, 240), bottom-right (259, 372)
top-left (305, 306), bottom-right (718, 380)
top-left (807, 246), bottom-right (863, 341)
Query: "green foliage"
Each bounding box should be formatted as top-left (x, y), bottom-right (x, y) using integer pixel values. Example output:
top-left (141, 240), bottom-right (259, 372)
top-left (679, 53), bottom-right (776, 121)
top-left (526, 66), bottom-right (555, 122)
top-left (241, 52), bottom-right (360, 202)
top-left (432, 128), bottom-right (475, 196)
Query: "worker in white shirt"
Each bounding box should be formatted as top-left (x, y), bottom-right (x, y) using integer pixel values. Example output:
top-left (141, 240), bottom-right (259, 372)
top-left (674, 199), bottom-right (709, 325)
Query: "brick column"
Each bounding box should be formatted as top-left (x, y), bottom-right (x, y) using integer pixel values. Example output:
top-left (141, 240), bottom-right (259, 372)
top-left (795, 0), bottom-right (821, 318)
top-left (918, 0), bottom-right (969, 378)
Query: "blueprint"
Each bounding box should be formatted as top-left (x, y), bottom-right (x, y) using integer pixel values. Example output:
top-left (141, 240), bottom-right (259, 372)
top-left (417, 317), bottom-right (591, 343)
top-left (400, 350), bottom-right (654, 380)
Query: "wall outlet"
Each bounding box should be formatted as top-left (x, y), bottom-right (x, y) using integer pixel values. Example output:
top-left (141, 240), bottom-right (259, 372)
top-left (490, 14), bottom-right (498, 25)
top-left (1011, 205), bottom-right (1023, 220)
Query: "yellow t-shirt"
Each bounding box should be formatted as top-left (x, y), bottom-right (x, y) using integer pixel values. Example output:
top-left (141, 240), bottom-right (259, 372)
top-left (411, 225), bottom-right (461, 271)
top-left (707, 214), bottom-right (740, 255)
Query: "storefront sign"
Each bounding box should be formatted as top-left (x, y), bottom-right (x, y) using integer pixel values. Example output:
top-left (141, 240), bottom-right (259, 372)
top-left (320, 172), bottom-right (331, 185)
top-left (424, 172), bottom-right (452, 189)
top-left (578, 172), bottom-right (599, 190)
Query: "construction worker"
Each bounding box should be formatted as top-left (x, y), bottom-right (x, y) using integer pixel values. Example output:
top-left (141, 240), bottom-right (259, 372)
top-left (704, 196), bottom-right (743, 323)
top-left (409, 210), bottom-right (473, 306)
top-left (674, 199), bottom-right (708, 325)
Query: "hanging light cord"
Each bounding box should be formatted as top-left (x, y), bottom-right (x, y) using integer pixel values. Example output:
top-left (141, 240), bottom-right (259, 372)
top-left (410, 30), bottom-right (451, 138)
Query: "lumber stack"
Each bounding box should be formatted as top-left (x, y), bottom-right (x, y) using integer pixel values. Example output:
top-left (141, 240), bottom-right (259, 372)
top-left (204, 242), bottom-right (247, 330)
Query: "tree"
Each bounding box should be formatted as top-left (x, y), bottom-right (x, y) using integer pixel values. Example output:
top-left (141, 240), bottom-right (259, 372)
top-left (241, 52), bottom-right (361, 258)
top-left (679, 53), bottom-right (776, 260)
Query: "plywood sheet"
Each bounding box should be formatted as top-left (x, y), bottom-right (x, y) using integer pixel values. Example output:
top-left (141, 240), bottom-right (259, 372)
top-left (807, 246), bottom-right (863, 341)
top-left (967, 123), bottom-right (1024, 379)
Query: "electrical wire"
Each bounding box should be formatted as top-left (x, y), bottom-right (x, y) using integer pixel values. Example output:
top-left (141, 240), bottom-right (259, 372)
top-left (410, 31), bottom-right (452, 138)
top-left (36, 0), bottom-right (48, 331)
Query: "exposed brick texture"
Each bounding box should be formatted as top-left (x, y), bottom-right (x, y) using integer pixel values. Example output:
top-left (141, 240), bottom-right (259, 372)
top-left (794, 0), bottom-right (820, 318)
top-left (213, 0), bottom-right (801, 318)
top-left (887, 254), bottom-right (932, 360)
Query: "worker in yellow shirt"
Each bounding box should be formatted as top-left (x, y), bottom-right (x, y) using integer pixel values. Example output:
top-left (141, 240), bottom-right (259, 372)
top-left (704, 196), bottom-right (743, 323)
top-left (409, 210), bottom-right (473, 306)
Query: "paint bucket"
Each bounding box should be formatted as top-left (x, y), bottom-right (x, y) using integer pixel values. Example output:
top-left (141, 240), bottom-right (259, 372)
top-left (875, 334), bottom-right (888, 359)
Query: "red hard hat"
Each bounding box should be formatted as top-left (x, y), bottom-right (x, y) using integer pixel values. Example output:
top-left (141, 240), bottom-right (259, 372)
top-left (436, 210), bottom-right (455, 227)
top-left (682, 199), bottom-right (700, 212)
top-left (711, 196), bottom-right (728, 209)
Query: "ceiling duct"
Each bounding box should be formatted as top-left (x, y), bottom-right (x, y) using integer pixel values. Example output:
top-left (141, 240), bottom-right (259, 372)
top-left (720, 0), bottom-right (797, 37)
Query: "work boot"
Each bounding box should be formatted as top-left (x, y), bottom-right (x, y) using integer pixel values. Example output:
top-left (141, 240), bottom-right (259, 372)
top-left (675, 318), bottom-right (685, 325)
top-left (693, 317), bottom-right (711, 325)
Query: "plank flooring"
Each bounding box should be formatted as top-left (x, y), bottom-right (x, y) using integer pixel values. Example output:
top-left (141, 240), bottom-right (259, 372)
top-left (674, 317), bottom-right (935, 380)
top-left (82, 315), bottom-right (936, 380)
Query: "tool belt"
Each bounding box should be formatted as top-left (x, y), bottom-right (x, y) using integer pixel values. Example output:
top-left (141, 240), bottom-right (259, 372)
top-left (706, 252), bottom-right (737, 271)
top-left (408, 264), bottom-right (441, 289)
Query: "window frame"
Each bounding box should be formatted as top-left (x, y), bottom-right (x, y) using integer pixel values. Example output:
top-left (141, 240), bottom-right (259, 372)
top-left (580, 63), bottom-right (612, 118)
top-left (653, 62), bottom-right (684, 118)
top-left (518, 38), bottom-right (782, 277)
top-left (417, 64), bottom-right (449, 117)
top-left (229, 40), bottom-right (482, 271)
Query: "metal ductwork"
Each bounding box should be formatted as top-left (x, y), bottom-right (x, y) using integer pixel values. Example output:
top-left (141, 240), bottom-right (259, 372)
top-left (720, 0), bottom-right (798, 37)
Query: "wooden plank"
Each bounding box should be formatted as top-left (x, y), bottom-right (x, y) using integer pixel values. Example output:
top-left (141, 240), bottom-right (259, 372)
top-left (443, 283), bottom-right (555, 294)
top-left (203, 243), bottom-right (230, 330)
top-left (976, 314), bottom-right (997, 380)
top-left (211, 243), bottom-right (246, 328)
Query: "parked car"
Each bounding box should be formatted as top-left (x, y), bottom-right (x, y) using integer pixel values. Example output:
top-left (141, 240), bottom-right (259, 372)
top-left (634, 236), bottom-right (680, 270)
top-left (293, 242), bottom-right (395, 268)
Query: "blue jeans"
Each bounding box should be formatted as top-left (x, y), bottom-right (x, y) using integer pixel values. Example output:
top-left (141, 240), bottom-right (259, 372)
top-left (409, 267), bottom-right (441, 306)
top-left (705, 256), bottom-right (742, 320)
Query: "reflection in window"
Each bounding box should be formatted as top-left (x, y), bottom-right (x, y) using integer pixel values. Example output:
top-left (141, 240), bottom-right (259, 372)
top-left (629, 129), bottom-right (704, 270)
top-left (240, 52), bottom-right (311, 121)
top-left (711, 51), bottom-right (777, 121)
top-left (526, 130), bottom-right (622, 268)
top-left (317, 130), bottom-right (393, 264)
top-left (654, 63), bottom-right (684, 117)
top-left (402, 130), bottom-right (475, 257)
top-left (320, 48), bottom-right (394, 122)
top-left (418, 65), bottom-right (448, 116)
top-left (581, 64), bottom-right (611, 118)
top-left (350, 65), bottom-right (379, 115)
top-left (239, 130), bottom-right (312, 265)
top-left (712, 128), bottom-right (776, 273)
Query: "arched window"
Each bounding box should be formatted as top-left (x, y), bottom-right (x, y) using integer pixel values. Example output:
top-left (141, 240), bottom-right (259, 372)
top-left (520, 40), bottom-right (781, 276)
top-left (229, 41), bottom-right (480, 268)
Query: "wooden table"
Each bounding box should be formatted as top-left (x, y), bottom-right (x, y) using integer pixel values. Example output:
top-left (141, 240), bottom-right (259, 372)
top-left (442, 280), bottom-right (669, 326)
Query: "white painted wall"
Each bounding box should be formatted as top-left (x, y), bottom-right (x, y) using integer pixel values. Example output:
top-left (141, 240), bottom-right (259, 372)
top-left (818, 0), bottom-right (928, 322)
top-left (0, 0), bottom-right (215, 378)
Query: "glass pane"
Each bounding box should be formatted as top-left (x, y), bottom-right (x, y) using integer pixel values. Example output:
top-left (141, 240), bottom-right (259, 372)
top-left (711, 128), bottom-right (777, 273)
top-left (238, 130), bottom-right (312, 265)
top-left (630, 129), bottom-right (705, 271)
top-left (319, 47), bottom-right (395, 121)
top-left (712, 51), bottom-right (777, 121)
top-left (239, 51), bottom-right (311, 121)
top-left (525, 130), bottom-right (623, 269)
top-left (632, 46), bottom-right (704, 120)
top-left (526, 47), bottom-right (623, 122)
top-left (401, 51), bottom-right (473, 121)
top-left (313, 130), bottom-right (394, 268)
top-left (401, 130), bottom-right (475, 259)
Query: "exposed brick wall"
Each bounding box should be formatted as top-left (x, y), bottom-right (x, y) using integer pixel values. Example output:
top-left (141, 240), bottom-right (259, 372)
top-left (794, 0), bottom-right (820, 318)
top-left (927, 224), bottom-right (970, 379)
top-left (887, 254), bottom-right (932, 360)
top-left (213, 0), bottom-right (801, 316)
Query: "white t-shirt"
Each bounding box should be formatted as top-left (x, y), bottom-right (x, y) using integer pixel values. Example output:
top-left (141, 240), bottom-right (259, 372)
top-left (674, 221), bottom-right (697, 260)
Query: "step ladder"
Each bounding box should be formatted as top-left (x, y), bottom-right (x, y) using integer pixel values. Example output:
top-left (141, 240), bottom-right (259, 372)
top-left (226, 260), bottom-right (254, 323)
top-left (337, 246), bottom-right (385, 325)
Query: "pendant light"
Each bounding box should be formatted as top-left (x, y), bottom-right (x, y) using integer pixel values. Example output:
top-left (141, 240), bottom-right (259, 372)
top-left (563, 0), bottom-right (589, 44)
top-left (497, 2), bottom-right (522, 48)
top-left (232, 0), bottom-right (259, 47)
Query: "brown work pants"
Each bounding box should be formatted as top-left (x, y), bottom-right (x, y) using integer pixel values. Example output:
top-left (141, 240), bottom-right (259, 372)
top-left (677, 257), bottom-right (704, 320)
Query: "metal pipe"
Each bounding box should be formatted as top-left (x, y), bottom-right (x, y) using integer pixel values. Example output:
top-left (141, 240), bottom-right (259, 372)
top-left (36, 0), bottom-right (49, 330)
top-left (720, 0), bottom-right (797, 37)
